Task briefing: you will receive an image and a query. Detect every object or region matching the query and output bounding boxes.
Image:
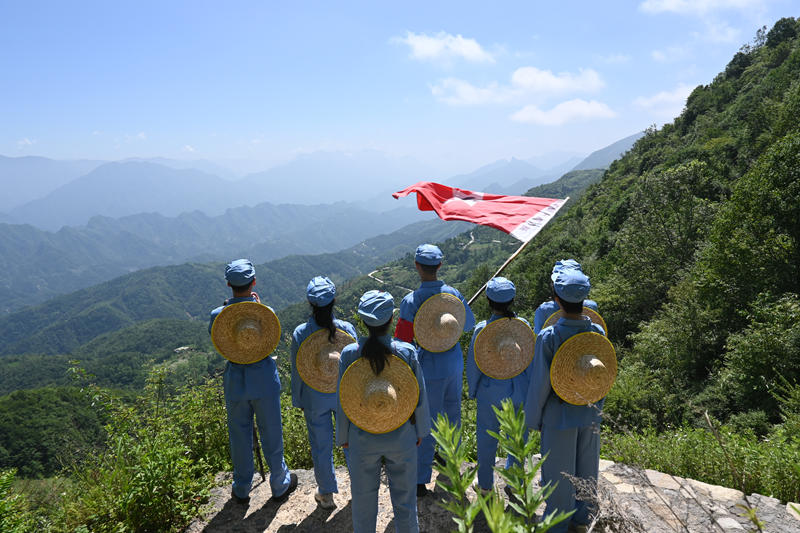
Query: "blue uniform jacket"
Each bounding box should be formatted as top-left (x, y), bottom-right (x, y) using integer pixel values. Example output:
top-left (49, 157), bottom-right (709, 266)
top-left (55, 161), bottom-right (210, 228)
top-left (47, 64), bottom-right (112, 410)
top-left (466, 315), bottom-right (533, 406)
top-left (336, 335), bottom-right (431, 445)
top-left (397, 281), bottom-right (476, 380)
top-left (533, 299), bottom-right (598, 335)
top-left (209, 295), bottom-right (281, 402)
top-left (290, 316), bottom-right (358, 409)
top-left (526, 316), bottom-right (606, 431)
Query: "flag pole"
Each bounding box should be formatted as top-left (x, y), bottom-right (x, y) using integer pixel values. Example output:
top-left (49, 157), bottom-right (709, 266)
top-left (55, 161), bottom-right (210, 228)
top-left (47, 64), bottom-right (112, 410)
top-left (467, 196), bottom-right (569, 306)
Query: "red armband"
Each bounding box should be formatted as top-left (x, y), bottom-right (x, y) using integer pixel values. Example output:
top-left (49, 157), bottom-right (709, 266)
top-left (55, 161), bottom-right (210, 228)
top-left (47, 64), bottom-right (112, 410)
top-left (394, 317), bottom-right (415, 343)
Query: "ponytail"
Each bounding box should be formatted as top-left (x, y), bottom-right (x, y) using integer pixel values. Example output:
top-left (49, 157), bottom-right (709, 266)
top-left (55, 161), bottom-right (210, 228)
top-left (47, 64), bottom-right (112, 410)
top-left (312, 301), bottom-right (337, 342)
top-left (362, 320), bottom-right (392, 375)
top-left (488, 298), bottom-right (516, 319)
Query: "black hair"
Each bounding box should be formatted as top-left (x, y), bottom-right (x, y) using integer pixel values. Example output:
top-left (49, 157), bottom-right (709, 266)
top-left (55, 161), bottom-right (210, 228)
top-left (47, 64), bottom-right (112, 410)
top-left (362, 320), bottom-right (393, 375)
top-left (416, 262), bottom-right (440, 276)
top-left (488, 297), bottom-right (516, 319)
top-left (553, 287), bottom-right (583, 314)
top-left (230, 279), bottom-right (255, 293)
top-left (312, 301), bottom-right (337, 342)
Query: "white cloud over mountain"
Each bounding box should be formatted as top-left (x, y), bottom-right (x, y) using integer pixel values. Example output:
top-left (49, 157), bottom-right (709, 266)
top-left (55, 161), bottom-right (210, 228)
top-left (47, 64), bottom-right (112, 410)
top-left (510, 99), bottom-right (616, 126)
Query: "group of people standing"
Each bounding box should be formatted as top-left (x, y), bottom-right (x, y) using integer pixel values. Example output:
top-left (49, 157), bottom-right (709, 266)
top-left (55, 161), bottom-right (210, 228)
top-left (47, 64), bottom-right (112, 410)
top-left (208, 244), bottom-right (615, 533)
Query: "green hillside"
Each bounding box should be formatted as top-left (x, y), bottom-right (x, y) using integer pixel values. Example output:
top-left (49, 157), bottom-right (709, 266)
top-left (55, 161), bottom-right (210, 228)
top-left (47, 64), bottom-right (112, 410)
top-left (0, 218), bottom-right (468, 356)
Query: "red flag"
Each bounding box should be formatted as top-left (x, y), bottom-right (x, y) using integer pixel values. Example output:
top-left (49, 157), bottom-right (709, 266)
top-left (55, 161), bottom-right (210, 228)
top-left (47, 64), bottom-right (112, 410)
top-left (393, 181), bottom-right (566, 243)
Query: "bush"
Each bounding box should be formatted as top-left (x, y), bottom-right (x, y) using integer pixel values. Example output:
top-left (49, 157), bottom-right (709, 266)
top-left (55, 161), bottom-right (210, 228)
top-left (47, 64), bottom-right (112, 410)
top-left (0, 469), bottom-right (35, 533)
top-left (603, 424), bottom-right (800, 503)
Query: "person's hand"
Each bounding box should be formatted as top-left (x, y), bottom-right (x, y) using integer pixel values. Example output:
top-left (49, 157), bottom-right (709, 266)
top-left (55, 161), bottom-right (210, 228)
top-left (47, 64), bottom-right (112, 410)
top-left (342, 443), bottom-right (349, 449)
top-left (251, 291), bottom-right (261, 303)
top-left (416, 438), bottom-right (421, 446)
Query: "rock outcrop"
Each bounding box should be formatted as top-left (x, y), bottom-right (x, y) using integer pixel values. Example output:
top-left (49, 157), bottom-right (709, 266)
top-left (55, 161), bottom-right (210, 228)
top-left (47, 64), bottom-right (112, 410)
top-left (185, 458), bottom-right (800, 532)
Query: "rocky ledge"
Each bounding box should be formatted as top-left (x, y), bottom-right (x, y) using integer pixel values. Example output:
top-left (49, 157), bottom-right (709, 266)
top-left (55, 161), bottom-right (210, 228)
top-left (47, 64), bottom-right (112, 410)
top-left (185, 458), bottom-right (800, 532)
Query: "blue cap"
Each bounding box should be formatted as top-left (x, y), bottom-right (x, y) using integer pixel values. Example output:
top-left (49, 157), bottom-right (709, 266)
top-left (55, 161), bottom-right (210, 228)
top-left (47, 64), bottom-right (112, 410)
top-left (553, 269), bottom-right (591, 303)
top-left (357, 290), bottom-right (395, 327)
top-left (307, 276), bottom-right (336, 306)
top-left (225, 259), bottom-right (255, 287)
top-left (551, 259), bottom-right (583, 281)
top-left (415, 244), bottom-right (443, 266)
top-left (486, 277), bottom-right (516, 303)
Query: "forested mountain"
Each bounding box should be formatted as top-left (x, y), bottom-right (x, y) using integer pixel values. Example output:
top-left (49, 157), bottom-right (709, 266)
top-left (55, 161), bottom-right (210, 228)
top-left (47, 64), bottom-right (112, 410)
top-left (490, 17), bottom-right (800, 433)
top-left (0, 218), bottom-right (469, 356)
top-left (0, 202), bottom-right (431, 313)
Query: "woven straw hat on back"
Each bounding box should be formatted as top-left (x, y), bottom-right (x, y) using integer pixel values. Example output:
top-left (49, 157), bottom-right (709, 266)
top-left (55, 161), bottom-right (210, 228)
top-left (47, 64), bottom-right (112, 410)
top-left (211, 301), bottom-right (281, 364)
top-left (339, 355), bottom-right (419, 434)
top-left (550, 331), bottom-right (617, 405)
top-left (474, 318), bottom-right (534, 380)
top-left (543, 307), bottom-right (608, 335)
top-left (414, 293), bottom-right (466, 352)
top-left (297, 328), bottom-right (356, 393)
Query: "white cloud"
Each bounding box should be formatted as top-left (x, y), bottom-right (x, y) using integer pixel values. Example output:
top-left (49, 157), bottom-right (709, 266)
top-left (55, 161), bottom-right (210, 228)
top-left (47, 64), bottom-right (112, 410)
top-left (394, 31), bottom-right (495, 63)
top-left (651, 45), bottom-right (690, 63)
top-left (510, 99), bottom-right (616, 126)
top-left (431, 78), bottom-right (512, 106)
top-left (639, 0), bottom-right (764, 16)
top-left (597, 53), bottom-right (632, 64)
top-left (700, 19), bottom-right (741, 43)
top-left (431, 66), bottom-right (605, 106)
top-left (633, 83), bottom-right (695, 118)
top-left (511, 67), bottom-right (604, 93)
top-left (183, 144), bottom-right (196, 153)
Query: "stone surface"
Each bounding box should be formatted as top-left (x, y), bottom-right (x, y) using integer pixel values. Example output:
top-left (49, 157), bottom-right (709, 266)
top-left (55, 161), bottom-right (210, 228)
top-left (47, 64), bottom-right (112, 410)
top-left (185, 458), bottom-right (800, 532)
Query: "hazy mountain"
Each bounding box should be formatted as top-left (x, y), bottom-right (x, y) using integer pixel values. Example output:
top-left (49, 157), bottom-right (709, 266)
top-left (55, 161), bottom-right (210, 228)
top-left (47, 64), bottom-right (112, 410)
top-left (0, 201), bottom-right (439, 313)
top-left (121, 157), bottom-right (239, 180)
top-left (0, 155), bottom-right (104, 211)
top-left (445, 157), bottom-right (565, 195)
top-left (9, 161), bottom-right (244, 229)
top-left (239, 150), bottom-right (436, 205)
top-left (571, 131), bottom-right (645, 171)
top-left (0, 217), bottom-right (469, 355)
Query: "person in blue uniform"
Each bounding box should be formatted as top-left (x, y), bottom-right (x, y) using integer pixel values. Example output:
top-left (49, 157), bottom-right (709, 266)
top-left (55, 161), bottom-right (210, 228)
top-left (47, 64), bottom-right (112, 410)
top-left (533, 260), bottom-right (598, 335)
top-left (208, 259), bottom-right (297, 504)
top-left (394, 244), bottom-right (475, 496)
top-left (525, 268), bottom-right (606, 533)
top-left (466, 277), bottom-right (533, 495)
top-left (337, 290), bottom-right (431, 533)
top-left (290, 276), bottom-right (357, 509)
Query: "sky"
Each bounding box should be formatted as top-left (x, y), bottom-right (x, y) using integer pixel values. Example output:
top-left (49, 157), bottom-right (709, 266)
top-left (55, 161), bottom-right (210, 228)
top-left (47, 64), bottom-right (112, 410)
top-left (0, 0), bottom-right (795, 176)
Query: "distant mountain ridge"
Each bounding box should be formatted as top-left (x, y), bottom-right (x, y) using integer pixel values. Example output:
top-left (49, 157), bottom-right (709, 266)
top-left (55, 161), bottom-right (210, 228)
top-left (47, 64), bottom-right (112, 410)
top-left (570, 131), bottom-right (644, 171)
top-left (0, 155), bottom-right (103, 211)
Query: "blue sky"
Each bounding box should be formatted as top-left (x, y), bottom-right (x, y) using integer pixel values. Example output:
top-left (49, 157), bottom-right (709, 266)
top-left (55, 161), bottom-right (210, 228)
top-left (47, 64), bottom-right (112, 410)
top-left (0, 1), bottom-right (794, 175)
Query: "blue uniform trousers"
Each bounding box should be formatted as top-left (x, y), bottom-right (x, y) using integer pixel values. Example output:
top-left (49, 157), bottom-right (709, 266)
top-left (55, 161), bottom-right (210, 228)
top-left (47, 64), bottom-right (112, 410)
top-left (349, 423), bottom-right (419, 533)
top-left (540, 423), bottom-right (600, 532)
top-left (303, 402), bottom-right (348, 494)
top-left (417, 373), bottom-right (461, 484)
top-left (476, 383), bottom-right (522, 489)
top-left (225, 393), bottom-right (291, 499)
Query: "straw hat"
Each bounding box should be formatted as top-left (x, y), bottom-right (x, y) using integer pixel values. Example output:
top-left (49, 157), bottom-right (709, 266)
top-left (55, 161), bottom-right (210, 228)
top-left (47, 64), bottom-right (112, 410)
top-left (339, 355), bottom-right (419, 434)
top-left (414, 293), bottom-right (466, 352)
top-left (543, 307), bottom-right (608, 334)
top-left (296, 328), bottom-right (356, 393)
top-left (550, 332), bottom-right (617, 405)
top-left (211, 301), bottom-right (281, 364)
top-left (474, 318), bottom-right (534, 380)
